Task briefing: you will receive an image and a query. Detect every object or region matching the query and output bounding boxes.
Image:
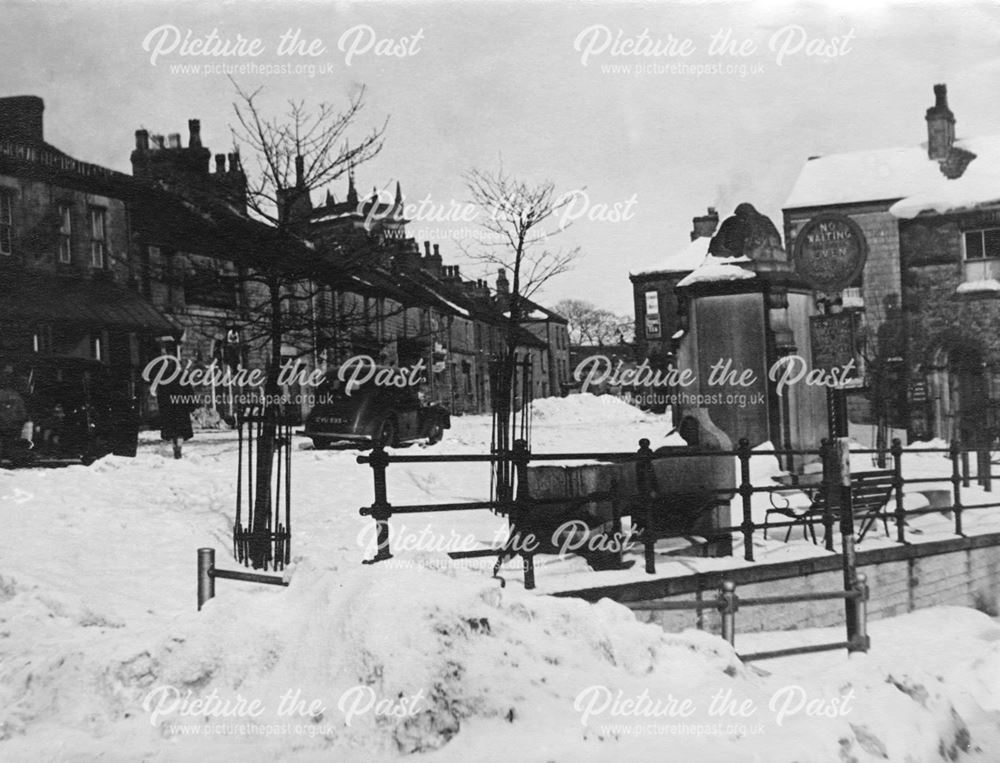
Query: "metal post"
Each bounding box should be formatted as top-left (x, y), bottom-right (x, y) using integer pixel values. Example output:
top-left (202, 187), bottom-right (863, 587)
top-left (719, 580), bottom-right (737, 647)
top-left (737, 438), bottom-right (754, 562)
top-left (961, 448), bottom-right (970, 488)
top-left (820, 439), bottom-right (836, 550)
top-left (981, 448), bottom-right (992, 492)
top-left (636, 439), bottom-right (656, 574)
top-left (891, 438), bottom-right (906, 544)
top-left (985, 448), bottom-right (993, 493)
top-left (834, 435), bottom-right (859, 648)
top-left (197, 547), bottom-right (215, 611)
top-left (950, 440), bottom-right (964, 536)
top-left (364, 444), bottom-right (393, 564)
top-left (849, 572), bottom-right (870, 653)
top-left (513, 439), bottom-right (535, 590)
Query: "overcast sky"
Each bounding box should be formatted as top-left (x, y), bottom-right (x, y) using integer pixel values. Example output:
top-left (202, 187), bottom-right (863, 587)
top-left (5, 0), bottom-right (1000, 314)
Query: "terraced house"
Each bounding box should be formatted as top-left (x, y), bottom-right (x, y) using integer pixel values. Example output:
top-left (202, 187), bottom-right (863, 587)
top-left (0, 95), bottom-right (567, 425)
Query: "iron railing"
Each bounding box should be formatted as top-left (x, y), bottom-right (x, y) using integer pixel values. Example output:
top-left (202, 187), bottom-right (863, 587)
top-left (357, 437), bottom-right (1000, 588)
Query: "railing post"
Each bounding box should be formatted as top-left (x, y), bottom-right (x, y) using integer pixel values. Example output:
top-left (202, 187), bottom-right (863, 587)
top-left (719, 580), bottom-right (737, 647)
top-left (737, 438), bottom-right (754, 562)
top-left (980, 448), bottom-right (992, 492)
top-left (820, 438), bottom-right (836, 551)
top-left (636, 438), bottom-right (656, 574)
top-left (512, 439), bottom-right (535, 590)
top-left (364, 444), bottom-right (394, 564)
top-left (891, 438), bottom-right (906, 544)
top-left (848, 572), bottom-right (870, 654)
top-left (197, 547), bottom-right (215, 611)
top-left (950, 440), bottom-right (964, 536)
top-left (961, 447), bottom-right (970, 488)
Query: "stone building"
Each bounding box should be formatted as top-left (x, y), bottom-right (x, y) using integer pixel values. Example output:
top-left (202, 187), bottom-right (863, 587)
top-left (0, 96), bottom-right (178, 407)
top-left (629, 207), bottom-right (719, 366)
top-left (784, 84), bottom-right (1000, 445)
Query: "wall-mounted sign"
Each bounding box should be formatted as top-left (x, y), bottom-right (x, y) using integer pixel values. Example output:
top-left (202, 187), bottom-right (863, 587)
top-left (810, 313), bottom-right (858, 374)
top-left (644, 290), bottom-right (659, 315)
top-left (793, 213), bottom-right (868, 292)
top-left (645, 316), bottom-right (661, 337)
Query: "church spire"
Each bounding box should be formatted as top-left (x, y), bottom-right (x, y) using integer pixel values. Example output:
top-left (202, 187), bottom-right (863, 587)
top-left (346, 163), bottom-right (358, 206)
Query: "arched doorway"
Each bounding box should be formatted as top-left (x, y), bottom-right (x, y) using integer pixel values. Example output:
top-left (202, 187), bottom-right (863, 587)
top-left (929, 341), bottom-right (988, 446)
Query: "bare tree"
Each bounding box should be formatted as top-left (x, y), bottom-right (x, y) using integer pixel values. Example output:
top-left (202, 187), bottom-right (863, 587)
top-left (555, 298), bottom-right (633, 345)
top-left (462, 164), bottom-right (580, 514)
top-left (227, 82), bottom-right (387, 568)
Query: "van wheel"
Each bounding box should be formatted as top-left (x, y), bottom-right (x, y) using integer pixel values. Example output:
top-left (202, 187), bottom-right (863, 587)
top-left (376, 418), bottom-right (398, 448)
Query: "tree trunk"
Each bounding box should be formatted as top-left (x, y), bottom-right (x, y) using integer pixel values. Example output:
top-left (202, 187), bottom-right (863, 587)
top-left (250, 278), bottom-right (282, 568)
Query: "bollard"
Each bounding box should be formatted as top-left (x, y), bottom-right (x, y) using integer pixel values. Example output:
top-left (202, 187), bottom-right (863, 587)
top-left (719, 580), bottom-right (737, 647)
top-left (848, 573), bottom-right (870, 653)
top-left (364, 444), bottom-right (394, 564)
top-left (197, 548), bottom-right (215, 611)
top-left (891, 438), bottom-right (906, 544)
top-left (950, 440), bottom-right (964, 536)
top-left (737, 438), bottom-right (754, 562)
top-left (636, 439), bottom-right (656, 574)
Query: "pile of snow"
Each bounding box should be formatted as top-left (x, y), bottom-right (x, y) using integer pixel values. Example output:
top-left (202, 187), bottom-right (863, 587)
top-left (530, 394), bottom-right (655, 425)
top-left (2, 411), bottom-right (1000, 760)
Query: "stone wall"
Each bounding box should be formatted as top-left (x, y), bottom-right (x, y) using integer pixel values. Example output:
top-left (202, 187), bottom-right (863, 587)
top-left (592, 535), bottom-right (1000, 637)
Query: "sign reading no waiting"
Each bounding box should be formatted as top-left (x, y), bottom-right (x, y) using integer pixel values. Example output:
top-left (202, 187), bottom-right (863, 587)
top-left (793, 213), bottom-right (868, 293)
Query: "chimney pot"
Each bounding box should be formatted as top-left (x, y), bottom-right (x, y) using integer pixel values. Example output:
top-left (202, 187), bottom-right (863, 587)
top-left (151, 134), bottom-right (164, 150)
top-left (433, 244), bottom-right (440, 256)
top-left (135, 129), bottom-right (149, 151)
top-left (215, 153), bottom-right (226, 173)
top-left (926, 82), bottom-right (956, 161)
top-left (188, 119), bottom-right (202, 148)
top-left (167, 133), bottom-right (181, 149)
top-left (424, 241), bottom-right (431, 256)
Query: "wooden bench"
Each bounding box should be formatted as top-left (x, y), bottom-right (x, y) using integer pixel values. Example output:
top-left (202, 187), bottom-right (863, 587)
top-left (765, 470), bottom-right (896, 544)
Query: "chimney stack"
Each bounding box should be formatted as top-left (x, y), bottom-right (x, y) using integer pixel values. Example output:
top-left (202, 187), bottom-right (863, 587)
top-left (0, 96), bottom-right (44, 142)
top-left (167, 133), bottom-right (181, 149)
top-left (926, 83), bottom-right (956, 161)
top-left (433, 244), bottom-right (440, 257)
top-left (690, 206), bottom-right (720, 241)
top-left (424, 241), bottom-right (432, 256)
top-left (215, 154), bottom-right (226, 173)
top-left (188, 119), bottom-right (202, 148)
top-left (135, 129), bottom-right (149, 151)
top-left (496, 267), bottom-right (509, 295)
top-left (295, 155), bottom-right (305, 188)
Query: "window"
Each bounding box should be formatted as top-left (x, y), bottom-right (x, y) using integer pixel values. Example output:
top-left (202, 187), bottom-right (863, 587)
top-left (58, 204), bottom-right (72, 263)
top-left (963, 228), bottom-right (1000, 282)
top-left (0, 192), bottom-right (12, 255)
top-left (89, 207), bottom-right (106, 268)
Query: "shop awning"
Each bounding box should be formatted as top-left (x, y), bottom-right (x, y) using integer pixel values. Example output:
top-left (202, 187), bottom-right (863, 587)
top-left (0, 273), bottom-right (180, 335)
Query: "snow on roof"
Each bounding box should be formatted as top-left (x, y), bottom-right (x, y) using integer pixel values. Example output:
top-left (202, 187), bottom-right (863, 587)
top-left (629, 236), bottom-right (711, 276)
top-left (784, 135), bottom-right (1000, 218)
top-left (675, 255), bottom-right (756, 287)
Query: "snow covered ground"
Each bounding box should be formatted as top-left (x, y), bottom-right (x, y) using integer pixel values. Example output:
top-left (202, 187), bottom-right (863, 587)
top-left (1, 394), bottom-right (999, 761)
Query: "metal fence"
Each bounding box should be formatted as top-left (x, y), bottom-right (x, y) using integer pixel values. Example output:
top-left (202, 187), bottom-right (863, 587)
top-left (357, 437), bottom-right (1000, 587)
top-left (625, 575), bottom-right (870, 661)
